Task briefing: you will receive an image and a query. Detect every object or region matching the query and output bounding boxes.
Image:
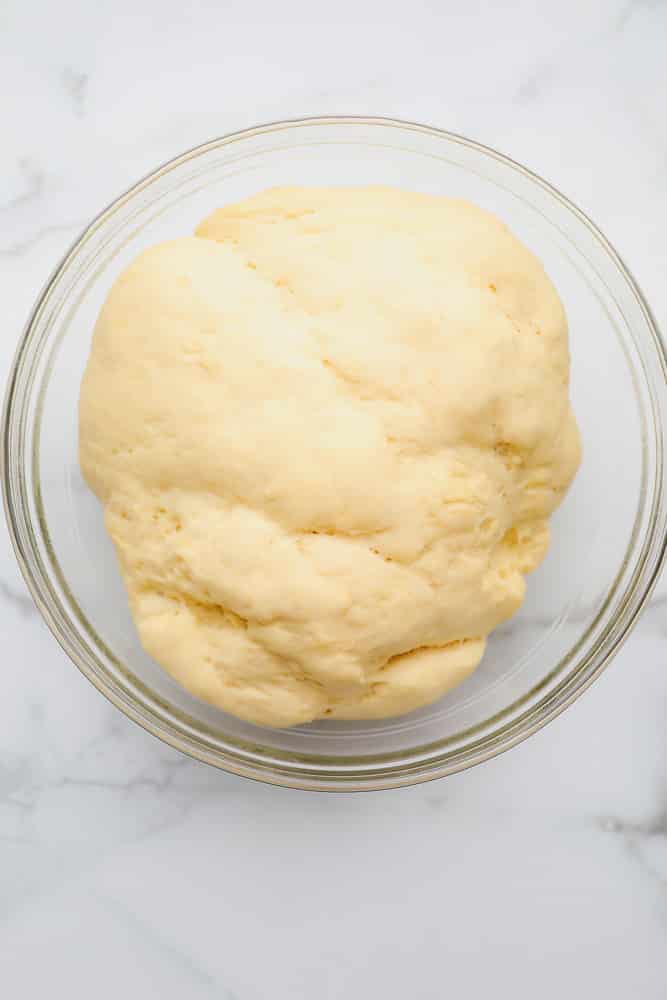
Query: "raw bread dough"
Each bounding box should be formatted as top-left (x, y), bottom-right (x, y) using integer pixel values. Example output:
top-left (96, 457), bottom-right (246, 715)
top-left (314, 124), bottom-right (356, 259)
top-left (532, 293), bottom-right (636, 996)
top-left (79, 187), bottom-right (581, 727)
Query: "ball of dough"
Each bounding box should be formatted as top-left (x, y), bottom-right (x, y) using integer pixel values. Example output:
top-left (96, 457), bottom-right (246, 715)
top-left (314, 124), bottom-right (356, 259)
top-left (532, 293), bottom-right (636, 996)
top-left (79, 187), bottom-right (581, 727)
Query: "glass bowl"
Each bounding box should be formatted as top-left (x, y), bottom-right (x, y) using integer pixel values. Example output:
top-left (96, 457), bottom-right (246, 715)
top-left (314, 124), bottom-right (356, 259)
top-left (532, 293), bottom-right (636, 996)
top-left (3, 116), bottom-right (666, 791)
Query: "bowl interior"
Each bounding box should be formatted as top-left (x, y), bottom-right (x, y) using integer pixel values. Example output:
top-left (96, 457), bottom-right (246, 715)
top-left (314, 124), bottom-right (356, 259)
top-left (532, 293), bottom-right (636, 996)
top-left (15, 120), bottom-right (663, 787)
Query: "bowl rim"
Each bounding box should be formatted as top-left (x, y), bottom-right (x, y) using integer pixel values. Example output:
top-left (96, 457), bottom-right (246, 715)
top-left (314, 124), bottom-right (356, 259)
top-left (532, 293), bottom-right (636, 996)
top-left (3, 114), bottom-right (666, 792)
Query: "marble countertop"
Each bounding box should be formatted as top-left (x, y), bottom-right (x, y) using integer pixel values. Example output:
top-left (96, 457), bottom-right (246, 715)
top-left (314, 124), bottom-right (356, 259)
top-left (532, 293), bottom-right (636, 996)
top-left (1, 1), bottom-right (666, 996)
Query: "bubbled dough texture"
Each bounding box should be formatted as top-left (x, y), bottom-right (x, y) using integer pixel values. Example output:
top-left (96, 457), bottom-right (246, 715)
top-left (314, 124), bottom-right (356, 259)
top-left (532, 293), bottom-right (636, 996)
top-left (79, 187), bottom-right (581, 728)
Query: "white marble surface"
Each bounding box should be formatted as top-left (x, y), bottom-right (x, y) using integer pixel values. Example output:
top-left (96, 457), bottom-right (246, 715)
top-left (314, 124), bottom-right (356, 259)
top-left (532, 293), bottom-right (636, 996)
top-left (1, 1), bottom-right (666, 995)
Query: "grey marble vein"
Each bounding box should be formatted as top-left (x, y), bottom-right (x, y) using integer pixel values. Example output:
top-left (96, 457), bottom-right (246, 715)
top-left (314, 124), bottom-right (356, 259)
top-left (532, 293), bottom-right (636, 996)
top-left (0, 158), bottom-right (45, 215)
top-left (423, 791), bottom-right (450, 811)
top-left (615, 0), bottom-right (667, 33)
top-left (0, 579), bottom-right (37, 618)
top-left (0, 744), bottom-right (207, 849)
top-left (615, 0), bottom-right (641, 32)
top-left (0, 756), bottom-right (33, 796)
top-left (95, 892), bottom-right (239, 997)
top-left (515, 0), bottom-right (666, 104)
top-left (60, 68), bottom-right (88, 118)
top-left (598, 800), bottom-right (667, 894)
top-left (514, 67), bottom-right (555, 104)
top-left (3, 753), bottom-right (194, 811)
top-left (0, 221), bottom-right (84, 259)
top-left (643, 595), bottom-right (667, 636)
top-left (600, 806), bottom-right (667, 842)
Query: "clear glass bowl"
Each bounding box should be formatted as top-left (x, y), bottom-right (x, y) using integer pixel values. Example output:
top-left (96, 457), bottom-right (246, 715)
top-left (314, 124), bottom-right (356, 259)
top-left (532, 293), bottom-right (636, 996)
top-left (3, 117), bottom-right (666, 791)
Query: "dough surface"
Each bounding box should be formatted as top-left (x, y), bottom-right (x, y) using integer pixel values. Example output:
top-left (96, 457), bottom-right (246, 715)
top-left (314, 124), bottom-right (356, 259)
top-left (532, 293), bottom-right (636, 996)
top-left (79, 187), bottom-right (581, 727)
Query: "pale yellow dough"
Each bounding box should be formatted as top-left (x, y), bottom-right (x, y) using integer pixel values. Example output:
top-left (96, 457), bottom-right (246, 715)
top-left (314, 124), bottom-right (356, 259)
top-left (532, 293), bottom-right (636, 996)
top-left (79, 187), bottom-right (581, 727)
